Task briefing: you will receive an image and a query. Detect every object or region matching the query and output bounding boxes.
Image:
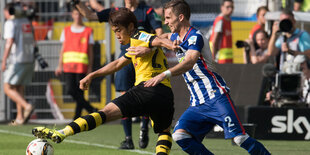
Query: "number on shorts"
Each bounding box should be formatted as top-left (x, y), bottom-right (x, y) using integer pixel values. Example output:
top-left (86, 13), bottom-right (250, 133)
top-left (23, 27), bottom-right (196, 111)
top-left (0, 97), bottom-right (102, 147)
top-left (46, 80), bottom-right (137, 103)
top-left (224, 116), bottom-right (235, 127)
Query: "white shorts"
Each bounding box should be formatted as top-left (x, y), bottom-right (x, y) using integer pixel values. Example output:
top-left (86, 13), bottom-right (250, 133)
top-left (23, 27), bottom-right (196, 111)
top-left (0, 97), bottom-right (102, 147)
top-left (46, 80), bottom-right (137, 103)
top-left (3, 63), bottom-right (34, 85)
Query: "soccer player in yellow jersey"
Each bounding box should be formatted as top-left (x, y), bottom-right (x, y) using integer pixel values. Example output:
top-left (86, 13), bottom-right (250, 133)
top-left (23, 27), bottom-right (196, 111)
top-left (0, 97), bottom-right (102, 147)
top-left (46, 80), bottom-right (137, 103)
top-left (32, 8), bottom-right (175, 155)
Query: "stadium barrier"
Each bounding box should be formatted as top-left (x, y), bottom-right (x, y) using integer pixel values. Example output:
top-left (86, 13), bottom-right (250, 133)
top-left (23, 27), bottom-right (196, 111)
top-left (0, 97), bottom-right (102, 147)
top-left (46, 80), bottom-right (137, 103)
top-left (247, 106), bottom-right (310, 140)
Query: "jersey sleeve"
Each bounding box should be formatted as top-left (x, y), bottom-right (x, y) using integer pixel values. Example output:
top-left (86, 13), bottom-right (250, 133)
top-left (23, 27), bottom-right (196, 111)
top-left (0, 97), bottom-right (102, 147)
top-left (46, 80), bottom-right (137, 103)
top-left (146, 7), bottom-right (162, 30)
top-left (299, 31), bottom-right (310, 51)
top-left (60, 30), bottom-right (65, 42)
top-left (214, 19), bottom-right (223, 33)
top-left (125, 31), bottom-right (155, 58)
top-left (188, 34), bottom-right (204, 53)
top-left (89, 33), bottom-right (94, 44)
top-left (96, 8), bottom-right (114, 23)
top-left (3, 20), bottom-right (14, 39)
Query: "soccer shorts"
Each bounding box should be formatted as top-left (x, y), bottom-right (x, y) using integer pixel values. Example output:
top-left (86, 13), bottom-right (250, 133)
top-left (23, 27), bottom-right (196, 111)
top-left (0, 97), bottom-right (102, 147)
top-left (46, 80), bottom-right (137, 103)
top-left (3, 62), bottom-right (34, 85)
top-left (173, 93), bottom-right (245, 141)
top-left (114, 44), bottom-right (135, 91)
top-left (112, 82), bottom-right (174, 133)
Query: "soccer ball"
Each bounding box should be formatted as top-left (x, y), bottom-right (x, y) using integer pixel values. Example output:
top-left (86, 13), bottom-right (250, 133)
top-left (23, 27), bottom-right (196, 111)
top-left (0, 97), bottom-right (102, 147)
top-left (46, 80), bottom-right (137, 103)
top-left (26, 139), bottom-right (54, 155)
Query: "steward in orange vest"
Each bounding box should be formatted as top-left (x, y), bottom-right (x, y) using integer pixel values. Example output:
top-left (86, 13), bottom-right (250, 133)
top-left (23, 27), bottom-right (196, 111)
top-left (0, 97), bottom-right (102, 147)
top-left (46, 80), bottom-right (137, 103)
top-left (62, 26), bottom-right (92, 73)
top-left (210, 0), bottom-right (234, 64)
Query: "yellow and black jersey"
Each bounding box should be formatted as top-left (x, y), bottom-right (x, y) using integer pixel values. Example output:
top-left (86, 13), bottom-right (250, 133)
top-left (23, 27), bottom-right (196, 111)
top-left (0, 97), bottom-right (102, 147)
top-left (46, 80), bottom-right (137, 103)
top-left (124, 30), bottom-right (171, 88)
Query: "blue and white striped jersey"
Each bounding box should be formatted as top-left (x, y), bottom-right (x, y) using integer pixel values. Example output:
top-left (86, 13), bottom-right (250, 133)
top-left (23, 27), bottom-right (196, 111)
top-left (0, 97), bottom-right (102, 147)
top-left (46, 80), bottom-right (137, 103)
top-left (170, 26), bottom-right (230, 106)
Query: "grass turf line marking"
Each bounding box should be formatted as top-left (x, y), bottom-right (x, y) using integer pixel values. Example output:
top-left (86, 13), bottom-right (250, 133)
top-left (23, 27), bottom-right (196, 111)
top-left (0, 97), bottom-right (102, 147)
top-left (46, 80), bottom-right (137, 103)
top-left (0, 129), bottom-right (153, 155)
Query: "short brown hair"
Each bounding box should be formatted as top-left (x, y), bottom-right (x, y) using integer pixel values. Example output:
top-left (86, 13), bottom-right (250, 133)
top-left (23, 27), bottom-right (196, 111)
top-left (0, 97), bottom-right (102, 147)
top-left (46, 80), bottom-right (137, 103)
top-left (221, 0), bottom-right (234, 6)
top-left (164, 0), bottom-right (191, 20)
top-left (256, 6), bottom-right (268, 16)
top-left (109, 8), bottom-right (137, 28)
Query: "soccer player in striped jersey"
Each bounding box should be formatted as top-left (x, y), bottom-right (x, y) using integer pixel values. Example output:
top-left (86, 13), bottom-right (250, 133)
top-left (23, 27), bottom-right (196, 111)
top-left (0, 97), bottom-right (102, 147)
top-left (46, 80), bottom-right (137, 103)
top-left (32, 8), bottom-right (175, 155)
top-left (144, 0), bottom-right (271, 154)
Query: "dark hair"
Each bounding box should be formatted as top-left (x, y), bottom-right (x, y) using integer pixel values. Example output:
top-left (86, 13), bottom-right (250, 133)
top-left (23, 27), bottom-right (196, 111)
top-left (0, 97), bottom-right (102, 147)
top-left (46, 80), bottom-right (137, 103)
top-left (256, 6), bottom-right (268, 17)
top-left (221, 0), bottom-right (234, 6)
top-left (164, 0), bottom-right (191, 20)
top-left (109, 8), bottom-right (137, 28)
top-left (281, 9), bottom-right (294, 18)
top-left (255, 30), bottom-right (269, 39)
top-left (5, 3), bottom-right (15, 15)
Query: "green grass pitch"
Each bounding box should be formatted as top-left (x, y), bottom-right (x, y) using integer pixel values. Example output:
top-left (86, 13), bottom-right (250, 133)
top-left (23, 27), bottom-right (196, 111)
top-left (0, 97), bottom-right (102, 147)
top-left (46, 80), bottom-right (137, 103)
top-left (0, 123), bottom-right (309, 155)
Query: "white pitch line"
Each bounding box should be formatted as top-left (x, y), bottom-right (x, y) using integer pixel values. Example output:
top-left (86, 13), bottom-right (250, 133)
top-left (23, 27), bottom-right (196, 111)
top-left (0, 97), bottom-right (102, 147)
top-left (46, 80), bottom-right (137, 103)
top-left (0, 129), bottom-right (153, 155)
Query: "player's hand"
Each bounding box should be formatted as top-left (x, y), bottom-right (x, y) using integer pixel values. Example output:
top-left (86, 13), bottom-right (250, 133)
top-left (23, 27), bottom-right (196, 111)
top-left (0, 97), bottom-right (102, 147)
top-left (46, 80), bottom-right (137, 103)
top-left (80, 75), bottom-right (92, 90)
top-left (126, 46), bottom-right (151, 57)
top-left (144, 73), bottom-right (166, 87)
top-left (172, 40), bottom-right (181, 52)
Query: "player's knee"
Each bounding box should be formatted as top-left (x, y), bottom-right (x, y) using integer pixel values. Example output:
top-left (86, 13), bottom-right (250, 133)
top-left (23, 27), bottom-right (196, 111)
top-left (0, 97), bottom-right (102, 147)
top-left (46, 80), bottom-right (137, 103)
top-left (233, 133), bottom-right (249, 146)
top-left (172, 131), bottom-right (192, 142)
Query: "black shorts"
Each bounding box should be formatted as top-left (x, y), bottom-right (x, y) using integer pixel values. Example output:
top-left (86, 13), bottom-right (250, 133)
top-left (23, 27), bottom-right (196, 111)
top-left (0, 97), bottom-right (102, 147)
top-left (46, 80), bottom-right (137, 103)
top-left (112, 82), bottom-right (174, 133)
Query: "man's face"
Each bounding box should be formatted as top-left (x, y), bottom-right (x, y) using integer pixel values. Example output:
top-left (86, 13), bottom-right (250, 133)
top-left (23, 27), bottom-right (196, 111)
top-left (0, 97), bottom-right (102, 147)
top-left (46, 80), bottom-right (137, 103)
top-left (164, 8), bottom-right (180, 33)
top-left (4, 9), bottom-right (11, 20)
top-left (221, 1), bottom-right (234, 17)
top-left (72, 10), bottom-right (82, 22)
top-left (112, 25), bottom-right (131, 45)
top-left (256, 32), bottom-right (269, 49)
top-left (258, 9), bottom-right (267, 25)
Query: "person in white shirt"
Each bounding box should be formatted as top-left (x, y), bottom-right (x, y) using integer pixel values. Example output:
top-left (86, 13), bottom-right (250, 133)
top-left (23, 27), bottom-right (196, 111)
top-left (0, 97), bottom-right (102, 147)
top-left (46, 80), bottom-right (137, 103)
top-left (1, 3), bottom-right (35, 125)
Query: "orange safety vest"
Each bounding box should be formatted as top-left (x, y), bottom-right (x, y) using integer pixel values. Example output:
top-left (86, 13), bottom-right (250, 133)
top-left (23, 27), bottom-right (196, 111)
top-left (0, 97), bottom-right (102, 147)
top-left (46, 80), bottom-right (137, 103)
top-left (62, 26), bottom-right (92, 73)
top-left (210, 15), bottom-right (233, 64)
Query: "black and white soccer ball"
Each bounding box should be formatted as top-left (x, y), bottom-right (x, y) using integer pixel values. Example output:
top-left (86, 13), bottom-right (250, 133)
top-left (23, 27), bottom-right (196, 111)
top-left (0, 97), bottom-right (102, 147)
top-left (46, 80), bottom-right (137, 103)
top-left (26, 139), bottom-right (54, 155)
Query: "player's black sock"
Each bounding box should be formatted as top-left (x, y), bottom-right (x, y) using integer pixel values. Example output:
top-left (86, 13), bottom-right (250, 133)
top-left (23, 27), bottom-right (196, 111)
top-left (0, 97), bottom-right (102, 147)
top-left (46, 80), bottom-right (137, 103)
top-left (156, 132), bottom-right (172, 155)
top-left (65, 111), bottom-right (106, 135)
top-left (121, 117), bottom-right (132, 138)
top-left (141, 116), bottom-right (149, 130)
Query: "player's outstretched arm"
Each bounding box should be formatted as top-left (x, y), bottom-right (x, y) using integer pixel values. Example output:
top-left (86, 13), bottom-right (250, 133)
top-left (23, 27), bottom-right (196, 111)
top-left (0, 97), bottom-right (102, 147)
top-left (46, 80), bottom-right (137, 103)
top-left (144, 49), bottom-right (200, 87)
top-left (151, 36), bottom-right (179, 51)
top-left (80, 56), bottom-right (131, 90)
top-left (74, 1), bottom-right (99, 20)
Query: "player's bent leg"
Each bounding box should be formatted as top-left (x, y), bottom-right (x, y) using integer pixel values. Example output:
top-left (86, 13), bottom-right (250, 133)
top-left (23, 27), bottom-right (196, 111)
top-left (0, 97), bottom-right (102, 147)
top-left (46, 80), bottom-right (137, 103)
top-left (156, 128), bottom-right (172, 155)
top-left (33, 102), bottom-right (122, 143)
top-left (233, 134), bottom-right (271, 155)
top-left (172, 129), bottom-right (213, 155)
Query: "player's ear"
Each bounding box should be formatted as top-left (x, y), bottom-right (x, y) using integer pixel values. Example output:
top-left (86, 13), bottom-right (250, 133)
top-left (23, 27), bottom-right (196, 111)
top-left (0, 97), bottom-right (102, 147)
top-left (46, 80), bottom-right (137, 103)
top-left (128, 22), bottom-right (134, 32)
top-left (178, 14), bottom-right (184, 22)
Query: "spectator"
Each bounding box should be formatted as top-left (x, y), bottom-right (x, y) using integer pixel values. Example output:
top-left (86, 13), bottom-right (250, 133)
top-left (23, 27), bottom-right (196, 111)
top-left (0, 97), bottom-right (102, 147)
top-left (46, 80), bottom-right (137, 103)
top-left (249, 6), bottom-right (268, 40)
top-left (294, 0), bottom-right (310, 12)
top-left (294, 55), bottom-right (310, 105)
top-left (244, 30), bottom-right (273, 64)
top-left (267, 9), bottom-right (310, 71)
top-left (55, 8), bottom-right (97, 120)
top-left (1, 3), bottom-right (35, 125)
top-left (210, 0), bottom-right (234, 63)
